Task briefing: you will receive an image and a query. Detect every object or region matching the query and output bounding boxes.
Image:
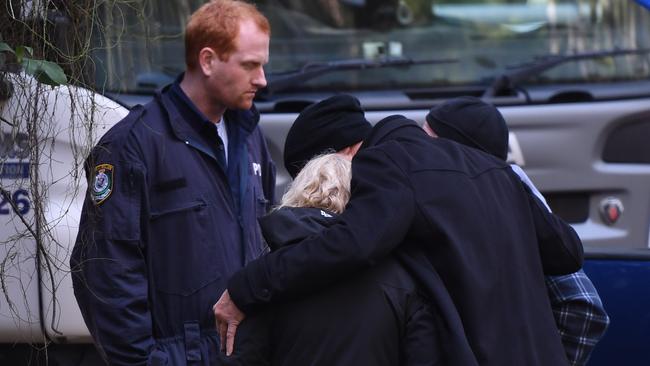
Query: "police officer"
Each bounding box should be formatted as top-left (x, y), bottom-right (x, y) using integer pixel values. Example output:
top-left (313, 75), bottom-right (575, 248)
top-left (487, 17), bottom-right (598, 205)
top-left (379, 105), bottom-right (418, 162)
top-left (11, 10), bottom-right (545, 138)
top-left (71, 1), bottom-right (275, 365)
top-left (215, 95), bottom-right (584, 365)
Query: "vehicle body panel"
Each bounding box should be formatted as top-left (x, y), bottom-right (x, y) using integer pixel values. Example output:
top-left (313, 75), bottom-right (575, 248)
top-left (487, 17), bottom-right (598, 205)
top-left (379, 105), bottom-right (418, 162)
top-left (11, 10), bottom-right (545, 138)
top-left (0, 73), bottom-right (128, 343)
top-left (583, 257), bottom-right (650, 366)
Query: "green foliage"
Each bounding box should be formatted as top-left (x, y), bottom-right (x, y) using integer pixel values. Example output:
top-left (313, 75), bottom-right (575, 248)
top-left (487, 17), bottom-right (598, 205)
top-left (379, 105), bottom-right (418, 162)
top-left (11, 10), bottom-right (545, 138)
top-left (0, 42), bottom-right (12, 53)
top-left (15, 45), bottom-right (34, 61)
top-left (23, 58), bottom-right (68, 86)
top-left (0, 41), bottom-right (67, 86)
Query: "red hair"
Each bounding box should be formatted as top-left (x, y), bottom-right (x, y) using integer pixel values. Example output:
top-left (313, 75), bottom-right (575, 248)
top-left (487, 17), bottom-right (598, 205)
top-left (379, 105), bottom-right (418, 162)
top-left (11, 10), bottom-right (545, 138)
top-left (185, 0), bottom-right (270, 70)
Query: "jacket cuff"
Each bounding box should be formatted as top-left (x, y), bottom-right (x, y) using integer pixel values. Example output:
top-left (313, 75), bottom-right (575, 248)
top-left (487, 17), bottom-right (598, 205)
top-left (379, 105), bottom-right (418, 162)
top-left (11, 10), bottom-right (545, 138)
top-left (227, 258), bottom-right (272, 314)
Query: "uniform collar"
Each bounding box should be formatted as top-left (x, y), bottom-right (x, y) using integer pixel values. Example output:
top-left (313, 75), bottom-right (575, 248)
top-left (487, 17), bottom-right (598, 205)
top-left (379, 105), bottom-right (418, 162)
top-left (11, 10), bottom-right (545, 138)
top-left (161, 73), bottom-right (260, 142)
top-left (170, 75), bottom-right (214, 132)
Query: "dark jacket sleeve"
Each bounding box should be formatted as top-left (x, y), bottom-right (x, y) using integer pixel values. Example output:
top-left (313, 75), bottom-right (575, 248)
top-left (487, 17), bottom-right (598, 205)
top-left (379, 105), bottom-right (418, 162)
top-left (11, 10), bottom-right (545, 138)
top-left (513, 166), bottom-right (607, 362)
top-left (70, 136), bottom-right (154, 365)
top-left (523, 182), bottom-right (584, 275)
top-left (401, 295), bottom-right (441, 366)
top-left (228, 148), bottom-right (416, 313)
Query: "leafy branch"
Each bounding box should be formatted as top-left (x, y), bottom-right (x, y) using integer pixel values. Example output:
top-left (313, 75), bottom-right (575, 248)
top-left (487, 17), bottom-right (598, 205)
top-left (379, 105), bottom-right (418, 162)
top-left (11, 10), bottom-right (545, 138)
top-left (0, 41), bottom-right (67, 86)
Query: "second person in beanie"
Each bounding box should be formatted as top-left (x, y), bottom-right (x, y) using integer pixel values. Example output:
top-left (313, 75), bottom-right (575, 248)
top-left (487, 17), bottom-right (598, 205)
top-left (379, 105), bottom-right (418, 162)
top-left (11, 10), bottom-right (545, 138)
top-left (423, 96), bottom-right (610, 366)
top-left (424, 96), bottom-right (509, 160)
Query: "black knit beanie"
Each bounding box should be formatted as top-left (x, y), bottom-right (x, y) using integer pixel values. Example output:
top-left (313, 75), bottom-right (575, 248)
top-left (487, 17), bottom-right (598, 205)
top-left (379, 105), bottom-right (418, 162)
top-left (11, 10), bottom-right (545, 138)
top-left (284, 95), bottom-right (372, 178)
top-left (426, 96), bottom-right (509, 161)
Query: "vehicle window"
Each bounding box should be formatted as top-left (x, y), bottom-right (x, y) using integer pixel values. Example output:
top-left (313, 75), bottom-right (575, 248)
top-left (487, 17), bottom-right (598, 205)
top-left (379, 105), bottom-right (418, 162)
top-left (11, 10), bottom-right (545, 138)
top-left (92, 0), bottom-right (650, 94)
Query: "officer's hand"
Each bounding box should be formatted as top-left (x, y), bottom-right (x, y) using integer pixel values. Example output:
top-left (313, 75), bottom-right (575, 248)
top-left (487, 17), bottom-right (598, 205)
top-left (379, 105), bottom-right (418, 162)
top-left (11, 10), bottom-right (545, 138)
top-left (214, 290), bottom-right (245, 356)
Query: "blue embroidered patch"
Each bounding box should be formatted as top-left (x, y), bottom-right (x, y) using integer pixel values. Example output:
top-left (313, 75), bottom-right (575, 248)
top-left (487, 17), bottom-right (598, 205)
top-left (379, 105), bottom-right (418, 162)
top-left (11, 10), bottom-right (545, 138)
top-left (91, 164), bottom-right (114, 205)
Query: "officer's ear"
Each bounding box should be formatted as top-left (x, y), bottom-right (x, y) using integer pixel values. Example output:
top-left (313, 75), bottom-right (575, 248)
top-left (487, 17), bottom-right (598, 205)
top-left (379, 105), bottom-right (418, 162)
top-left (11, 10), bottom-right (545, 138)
top-left (198, 47), bottom-right (223, 77)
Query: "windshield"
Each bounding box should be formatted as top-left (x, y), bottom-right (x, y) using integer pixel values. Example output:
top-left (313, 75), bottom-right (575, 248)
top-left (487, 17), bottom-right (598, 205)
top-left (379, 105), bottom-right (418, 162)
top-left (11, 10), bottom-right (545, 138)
top-left (92, 0), bottom-right (650, 95)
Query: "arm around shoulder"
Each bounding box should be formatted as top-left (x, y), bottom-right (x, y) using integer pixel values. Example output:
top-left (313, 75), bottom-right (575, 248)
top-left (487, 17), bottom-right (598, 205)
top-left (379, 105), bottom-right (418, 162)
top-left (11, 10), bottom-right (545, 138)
top-left (228, 148), bottom-right (417, 313)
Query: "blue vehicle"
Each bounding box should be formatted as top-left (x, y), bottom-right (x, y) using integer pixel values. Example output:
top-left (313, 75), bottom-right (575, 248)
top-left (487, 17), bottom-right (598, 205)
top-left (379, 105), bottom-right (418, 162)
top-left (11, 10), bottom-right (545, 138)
top-left (1, 0), bottom-right (649, 364)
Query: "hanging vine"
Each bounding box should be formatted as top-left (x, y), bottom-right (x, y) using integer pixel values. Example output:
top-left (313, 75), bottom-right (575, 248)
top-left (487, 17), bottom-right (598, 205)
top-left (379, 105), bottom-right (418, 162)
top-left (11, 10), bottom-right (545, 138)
top-left (0, 0), bottom-right (135, 351)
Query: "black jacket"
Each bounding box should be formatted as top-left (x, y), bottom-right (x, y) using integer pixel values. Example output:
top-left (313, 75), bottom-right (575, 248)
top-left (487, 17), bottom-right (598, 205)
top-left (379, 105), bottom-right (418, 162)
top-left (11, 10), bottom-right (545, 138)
top-left (226, 207), bottom-right (438, 366)
top-left (228, 116), bottom-right (583, 366)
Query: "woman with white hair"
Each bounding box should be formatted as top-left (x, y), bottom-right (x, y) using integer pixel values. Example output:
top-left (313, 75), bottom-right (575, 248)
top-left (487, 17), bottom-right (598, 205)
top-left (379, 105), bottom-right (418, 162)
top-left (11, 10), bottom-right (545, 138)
top-left (222, 153), bottom-right (437, 366)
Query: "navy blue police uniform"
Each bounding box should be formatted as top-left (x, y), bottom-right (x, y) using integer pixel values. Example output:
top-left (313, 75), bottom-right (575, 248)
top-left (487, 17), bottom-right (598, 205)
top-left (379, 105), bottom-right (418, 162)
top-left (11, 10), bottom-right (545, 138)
top-left (227, 116), bottom-right (583, 366)
top-left (71, 77), bottom-right (275, 366)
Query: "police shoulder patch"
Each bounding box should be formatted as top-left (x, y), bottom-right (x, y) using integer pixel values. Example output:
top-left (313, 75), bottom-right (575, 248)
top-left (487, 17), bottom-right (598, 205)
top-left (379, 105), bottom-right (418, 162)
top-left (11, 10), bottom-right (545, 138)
top-left (92, 164), bottom-right (114, 205)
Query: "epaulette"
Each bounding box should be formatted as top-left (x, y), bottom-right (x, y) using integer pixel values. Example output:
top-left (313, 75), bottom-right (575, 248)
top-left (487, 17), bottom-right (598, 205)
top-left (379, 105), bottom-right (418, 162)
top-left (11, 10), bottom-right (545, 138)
top-left (96, 104), bottom-right (146, 147)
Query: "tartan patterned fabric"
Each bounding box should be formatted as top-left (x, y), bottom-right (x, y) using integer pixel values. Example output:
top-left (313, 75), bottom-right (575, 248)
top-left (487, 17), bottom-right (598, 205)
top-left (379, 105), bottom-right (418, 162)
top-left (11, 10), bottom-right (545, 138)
top-left (546, 270), bottom-right (610, 366)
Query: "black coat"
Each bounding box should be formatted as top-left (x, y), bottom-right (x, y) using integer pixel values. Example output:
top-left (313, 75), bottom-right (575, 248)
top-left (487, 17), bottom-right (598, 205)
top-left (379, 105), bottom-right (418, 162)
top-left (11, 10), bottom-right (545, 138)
top-left (228, 116), bottom-right (583, 366)
top-left (225, 207), bottom-right (438, 366)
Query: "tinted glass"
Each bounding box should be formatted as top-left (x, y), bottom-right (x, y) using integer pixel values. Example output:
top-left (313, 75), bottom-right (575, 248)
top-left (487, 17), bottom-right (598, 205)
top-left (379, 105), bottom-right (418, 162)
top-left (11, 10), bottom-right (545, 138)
top-left (92, 0), bottom-right (650, 94)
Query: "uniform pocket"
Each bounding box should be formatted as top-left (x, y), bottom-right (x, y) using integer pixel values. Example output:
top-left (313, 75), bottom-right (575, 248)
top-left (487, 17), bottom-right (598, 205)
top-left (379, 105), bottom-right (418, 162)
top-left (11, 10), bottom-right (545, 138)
top-left (150, 200), bottom-right (206, 220)
top-left (149, 198), bottom-right (220, 296)
top-left (255, 195), bottom-right (270, 217)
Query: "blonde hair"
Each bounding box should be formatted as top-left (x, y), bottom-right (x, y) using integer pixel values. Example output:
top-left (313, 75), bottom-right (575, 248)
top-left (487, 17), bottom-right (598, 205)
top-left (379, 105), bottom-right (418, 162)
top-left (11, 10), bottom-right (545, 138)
top-left (279, 153), bottom-right (352, 214)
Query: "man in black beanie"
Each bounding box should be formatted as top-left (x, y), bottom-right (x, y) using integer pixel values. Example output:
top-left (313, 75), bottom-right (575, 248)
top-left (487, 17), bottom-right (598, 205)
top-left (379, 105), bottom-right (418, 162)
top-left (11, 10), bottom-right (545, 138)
top-left (424, 96), bottom-right (610, 366)
top-left (424, 96), bottom-right (509, 160)
top-left (216, 94), bottom-right (584, 366)
top-left (283, 94), bottom-right (372, 178)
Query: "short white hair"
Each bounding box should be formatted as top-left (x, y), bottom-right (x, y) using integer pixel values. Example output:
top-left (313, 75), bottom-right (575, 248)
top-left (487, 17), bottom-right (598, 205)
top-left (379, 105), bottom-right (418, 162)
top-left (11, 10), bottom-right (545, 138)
top-left (279, 153), bottom-right (352, 214)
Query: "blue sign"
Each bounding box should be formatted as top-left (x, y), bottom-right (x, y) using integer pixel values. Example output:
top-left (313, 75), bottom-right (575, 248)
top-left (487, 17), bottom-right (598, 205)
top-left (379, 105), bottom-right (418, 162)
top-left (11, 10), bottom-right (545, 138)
top-left (0, 163), bottom-right (30, 179)
top-left (0, 189), bottom-right (30, 215)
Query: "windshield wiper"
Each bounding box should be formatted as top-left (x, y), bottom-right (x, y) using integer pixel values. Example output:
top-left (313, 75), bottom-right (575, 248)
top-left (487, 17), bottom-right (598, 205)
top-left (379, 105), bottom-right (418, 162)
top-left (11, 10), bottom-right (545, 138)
top-left (261, 56), bottom-right (458, 95)
top-left (482, 48), bottom-right (650, 98)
